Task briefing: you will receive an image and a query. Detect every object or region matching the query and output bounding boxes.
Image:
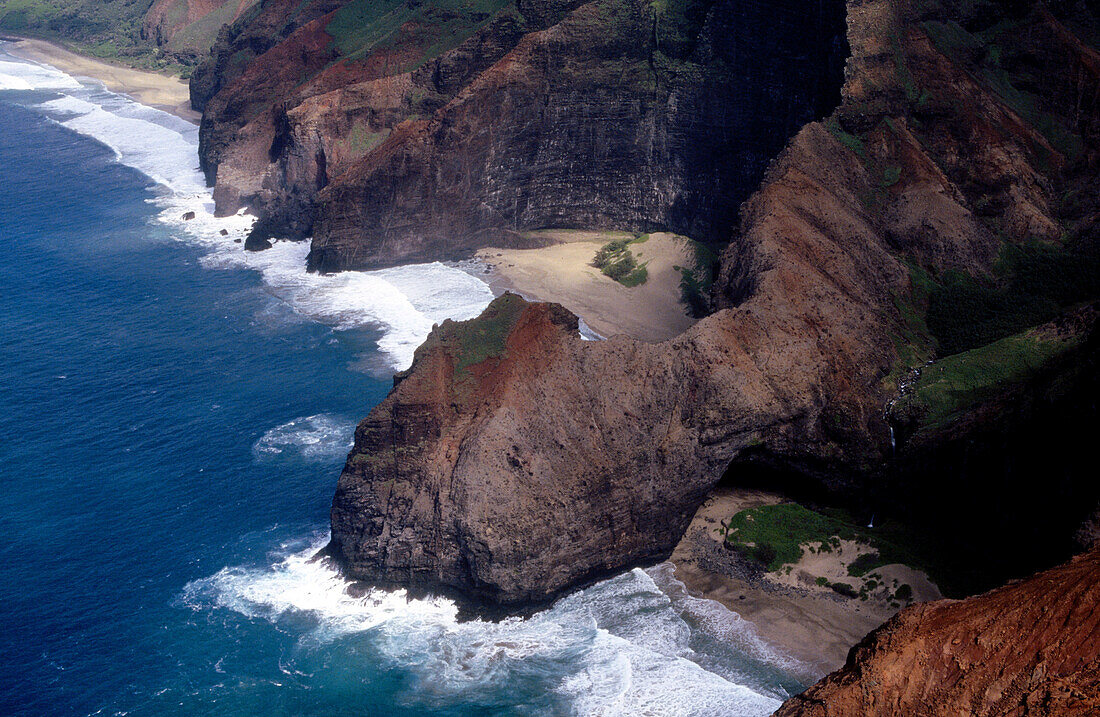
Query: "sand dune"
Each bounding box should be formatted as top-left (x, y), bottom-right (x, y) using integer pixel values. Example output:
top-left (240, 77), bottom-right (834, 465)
top-left (476, 230), bottom-right (697, 343)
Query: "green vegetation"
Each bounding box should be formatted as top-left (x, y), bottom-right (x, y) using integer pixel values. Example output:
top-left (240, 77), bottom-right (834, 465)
top-left (340, 124), bottom-right (390, 157)
top-left (890, 238), bottom-right (1096, 433)
top-left (829, 581), bottom-right (858, 598)
top-left (887, 235), bottom-right (1099, 399)
top-left (926, 239), bottom-right (1100, 356)
top-left (592, 235), bottom-right (649, 287)
top-left (722, 503), bottom-right (856, 571)
top-left (405, 293), bottom-right (527, 390)
top-left (673, 237), bottom-right (719, 317)
top-left (447, 292), bottom-right (526, 374)
top-left (325, 0), bottom-right (514, 72)
top-left (881, 165), bottom-right (902, 188)
top-left (920, 17), bottom-right (1085, 162)
top-left (900, 330), bottom-right (1080, 431)
top-left (887, 260), bottom-right (936, 385)
top-left (0, 0), bottom-right (206, 74)
top-left (847, 552), bottom-right (883, 577)
top-left (650, 0), bottom-right (710, 58)
top-left (717, 502), bottom-right (979, 596)
top-left (894, 583), bottom-right (913, 601)
top-left (825, 115), bottom-right (866, 158)
top-left (721, 503), bottom-right (920, 576)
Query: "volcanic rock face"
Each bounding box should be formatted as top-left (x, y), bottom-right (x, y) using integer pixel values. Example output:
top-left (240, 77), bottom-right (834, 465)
top-left (306, 0), bottom-right (849, 270)
top-left (328, 0), bottom-right (1100, 610)
top-left (774, 546), bottom-right (1100, 716)
top-left (329, 119), bottom-right (913, 609)
top-left (193, 0), bottom-right (849, 263)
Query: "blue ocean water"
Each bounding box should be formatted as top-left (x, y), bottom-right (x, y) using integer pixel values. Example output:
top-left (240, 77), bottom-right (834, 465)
top-left (0, 49), bottom-right (807, 716)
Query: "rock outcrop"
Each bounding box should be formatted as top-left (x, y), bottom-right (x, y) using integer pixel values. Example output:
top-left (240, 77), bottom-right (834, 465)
top-left (306, 0), bottom-right (849, 269)
top-left (774, 546), bottom-right (1100, 716)
top-left (328, 0), bottom-right (1100, 611)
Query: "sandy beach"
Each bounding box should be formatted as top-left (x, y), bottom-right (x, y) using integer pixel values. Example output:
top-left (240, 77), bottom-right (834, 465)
top-left (670, 487), bottom-right (943, 677)
top-left (4, 37), bottom-right (199, 123)
top-left (477, 230), bottom-right (697, 343)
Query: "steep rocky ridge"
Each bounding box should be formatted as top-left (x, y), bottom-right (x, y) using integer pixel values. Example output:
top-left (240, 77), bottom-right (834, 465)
top-left (328, 0), bottom-right (1100, 612)
top-left (774, 545), bottom-right (1100, 716)
top-left (193, 0), bottom-right (535, 238)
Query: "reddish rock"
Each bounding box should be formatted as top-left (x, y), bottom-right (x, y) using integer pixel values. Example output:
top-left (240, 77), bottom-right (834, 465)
top-left (775, 547), bottom-right (1100, 717)
top-left (328, 0), bottom-right (1100, 611)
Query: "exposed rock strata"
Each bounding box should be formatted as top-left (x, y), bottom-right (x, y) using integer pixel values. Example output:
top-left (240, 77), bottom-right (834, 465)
top-left (329, 0), bottom-right (1100, 610)
top-left (329, 117), bottom-right (921, 609)
top-left (774, 546), bottom-right (1100, 716)
top-left (193, 0), bottom-right (849, 263)
top-left (141, 0), bottom-right (259, 62)
top-left (307, 0), bottom-right (849, 269)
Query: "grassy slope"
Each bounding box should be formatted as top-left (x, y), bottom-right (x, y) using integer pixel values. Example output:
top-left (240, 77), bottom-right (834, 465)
top-left (324, 0), bottom-right (515, 72)
top-left (0, 0), bottom-right (194, 74)
top-left (860, 3), bottom-right (1100, 429)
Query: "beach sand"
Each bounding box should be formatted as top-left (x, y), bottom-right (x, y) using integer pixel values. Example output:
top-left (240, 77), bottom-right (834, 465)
top-left (476, 230), bottom-right (697, 343)
top-left (670, 487), bottom-right (943, 677)
top-left (4, 38), bottom-right (199, 123)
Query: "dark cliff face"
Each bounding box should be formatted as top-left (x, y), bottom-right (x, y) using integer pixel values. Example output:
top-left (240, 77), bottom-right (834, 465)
top-left (307, 0), bottom-right (849, 270)
top-left (192, 0), bottom-right (848, 265)
top-left (326, 0), bottom-right (1100, 612)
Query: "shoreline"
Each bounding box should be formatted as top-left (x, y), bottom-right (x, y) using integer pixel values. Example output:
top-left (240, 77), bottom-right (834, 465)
top-left (2, 35), bottom-right (199, 123)
top-left (669, 487), bottom-right (941, 677)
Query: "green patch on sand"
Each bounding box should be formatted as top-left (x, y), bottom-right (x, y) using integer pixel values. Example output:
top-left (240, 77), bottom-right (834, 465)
top-left (592, 235), bottom-right (650, 287)
top-left (718, 503), bottom-right (930, 585)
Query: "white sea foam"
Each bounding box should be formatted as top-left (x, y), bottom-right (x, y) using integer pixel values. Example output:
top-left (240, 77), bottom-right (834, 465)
top-left (200, 241), bottom-right (494, 368)
top-left (0, 57), bottom-right (81, 90)
top-left (0, 48), bottom-right (495, 370)
top-left (179, 534), bottom-right (790, 715)
top-left (253, 414), bottom-right (357, 462)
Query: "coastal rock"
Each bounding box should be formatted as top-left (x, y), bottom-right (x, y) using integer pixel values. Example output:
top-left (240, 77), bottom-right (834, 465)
top-left (329, 120), bottom-right (910, 609)
top-left (774, 546), bottom-right (1100, 717)
top-left (141, 0), bottom-right (259, 62)
top-left (328, 0), bottom-right (1100, 610)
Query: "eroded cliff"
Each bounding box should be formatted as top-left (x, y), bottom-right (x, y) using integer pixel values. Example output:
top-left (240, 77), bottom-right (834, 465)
top-left (327, 0), bottom-right (1100, 611)
top-left (193, 0), bottom-right (849, 263)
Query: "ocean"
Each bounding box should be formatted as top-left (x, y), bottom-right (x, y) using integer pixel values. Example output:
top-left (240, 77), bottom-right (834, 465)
top-left (0, 46), bottom-right (807, 716)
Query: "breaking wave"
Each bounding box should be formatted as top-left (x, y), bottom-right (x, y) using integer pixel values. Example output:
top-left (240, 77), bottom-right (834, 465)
top-left (179, 534), bottom-right (802, 715)
top-left (0, 47), bottom-right (494, 371)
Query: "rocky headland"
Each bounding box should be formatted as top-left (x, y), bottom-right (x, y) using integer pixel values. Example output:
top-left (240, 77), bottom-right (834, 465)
top-left (9, 0), bottom-right (1100, 709)
top-left (325, 0), bottom-right (1100, 614)
top-left (174, 0), bottom-right (1100, 705)
top-left (190, 0), bottom-right (849, 263)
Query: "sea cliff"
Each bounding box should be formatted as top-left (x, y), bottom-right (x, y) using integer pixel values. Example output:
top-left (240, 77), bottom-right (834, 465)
top-left (191, 0), bottom-right (849, 265)
top-left (325, 0), bottom-right (1100, 612)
